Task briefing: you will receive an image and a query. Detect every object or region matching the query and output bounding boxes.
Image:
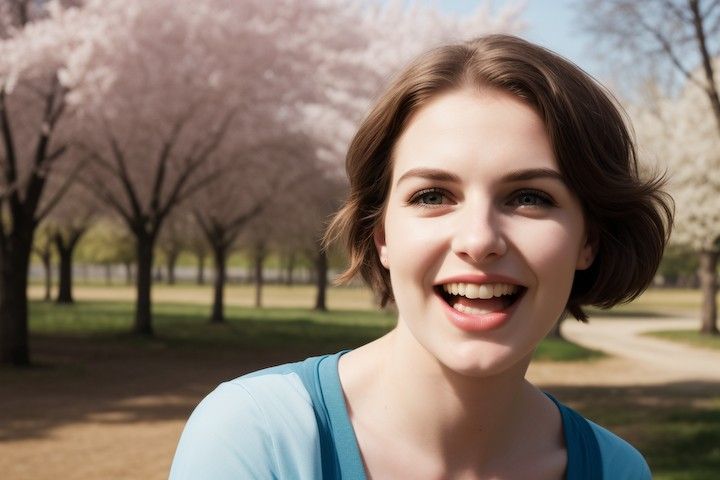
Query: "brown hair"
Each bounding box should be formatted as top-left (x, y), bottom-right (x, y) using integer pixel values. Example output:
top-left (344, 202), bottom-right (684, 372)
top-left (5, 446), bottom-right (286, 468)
top-left (324, 34), bottom-right (673, 321)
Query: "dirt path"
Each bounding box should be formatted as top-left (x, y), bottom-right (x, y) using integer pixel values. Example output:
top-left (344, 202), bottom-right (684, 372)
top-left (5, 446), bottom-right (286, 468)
top-left (528, 313), bottom-right (720, 386)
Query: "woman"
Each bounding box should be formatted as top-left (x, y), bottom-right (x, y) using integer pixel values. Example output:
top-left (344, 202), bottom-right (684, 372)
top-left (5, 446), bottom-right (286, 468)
top-left (170, 34), bottom-right (672, 479)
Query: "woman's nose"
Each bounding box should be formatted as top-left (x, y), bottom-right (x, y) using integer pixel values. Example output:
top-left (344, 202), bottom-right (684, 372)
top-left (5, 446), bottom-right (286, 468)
top-left (450, 201), bottom-right (508, 263)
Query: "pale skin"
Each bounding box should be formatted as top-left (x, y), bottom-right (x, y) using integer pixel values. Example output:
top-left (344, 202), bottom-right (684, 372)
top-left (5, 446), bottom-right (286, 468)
top-left (338, 88), bottom-right (595, 479)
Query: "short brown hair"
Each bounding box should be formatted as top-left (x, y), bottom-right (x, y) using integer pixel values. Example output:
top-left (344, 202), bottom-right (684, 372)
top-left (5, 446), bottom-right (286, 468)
top-left (324, 34), bottom-right (673, 321)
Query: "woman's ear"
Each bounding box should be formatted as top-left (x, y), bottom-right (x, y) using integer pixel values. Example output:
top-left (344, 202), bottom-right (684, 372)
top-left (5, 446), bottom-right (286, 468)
top-left (576, 232), bottom-right (598, 271)
top-left (374, 225), bottom-right (389, 269)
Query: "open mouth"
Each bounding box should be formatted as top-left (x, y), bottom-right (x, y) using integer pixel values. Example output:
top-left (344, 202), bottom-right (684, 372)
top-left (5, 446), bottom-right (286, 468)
top-left (434, 282), bottom-right (526, 315)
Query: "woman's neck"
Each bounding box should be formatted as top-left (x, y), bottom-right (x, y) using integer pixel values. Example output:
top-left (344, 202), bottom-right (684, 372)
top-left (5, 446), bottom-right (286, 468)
top-left (339, 323), bottom-right (552, 475)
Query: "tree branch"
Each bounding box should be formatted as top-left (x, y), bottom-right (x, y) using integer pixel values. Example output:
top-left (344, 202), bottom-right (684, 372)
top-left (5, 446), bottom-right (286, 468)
top-left (633, 10), bottom-right (703, 88)
top-left (35, 157), bottom-right (89, 222)
top-left (0, 86), bottom-right (21, 216)
top-left (702, 0), bottom-right (720, 18)
top-left (149, 106), bottom-right (196, 216)
top-left (76, 173), bottom-right (133, 227)
top-left (689, 0), bottom-right (720, 130)
top-left (101, 117), bottom-right (144, 220)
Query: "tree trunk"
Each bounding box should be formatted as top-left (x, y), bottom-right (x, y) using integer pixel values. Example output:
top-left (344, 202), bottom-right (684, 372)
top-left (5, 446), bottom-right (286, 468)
top-left (134, 235), bottom-right (155, 335)
top-left (285, 252), bottom-right (295, 286)
top-left (253, 242), bottom-right (266, 308)
top-left (314, 243), bottom-right (328, 311)
top-left (699, 249), bottom-right (719, 335)
top-left (124, 262), bottom-right (133, 285)
top-left (210, 245), bottom-right (227, 323)
top-left (41, 249), bottom-right (51, 301)
top-left (166, 251), bottom-right (178, 285)
top-left (56, 243), bottom-right (74, 304)
top-left (196, 251), bottom-right (205, 285)
top-left (104, 263), bottom-right (112, 285)
top-left (0, 233), bottom-right (33, 365)
top-left (154, 265), bottom-right (163, 282)
top-left (54, 230), bottom-right (84, 305)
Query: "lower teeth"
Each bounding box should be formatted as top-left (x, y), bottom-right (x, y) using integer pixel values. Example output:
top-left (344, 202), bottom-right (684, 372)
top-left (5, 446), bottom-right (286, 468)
top-left (452, 302), bottom-right (495, 315)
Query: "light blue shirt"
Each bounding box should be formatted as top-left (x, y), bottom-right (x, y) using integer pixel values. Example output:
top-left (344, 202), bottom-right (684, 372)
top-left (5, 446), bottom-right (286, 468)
top-left (170, 351), bottom-right (651, 479)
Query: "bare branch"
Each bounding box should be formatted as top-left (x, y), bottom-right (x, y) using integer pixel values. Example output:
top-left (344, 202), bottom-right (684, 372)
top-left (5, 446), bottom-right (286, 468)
top-left (183, 108), bottom-right (237, 170)
top-left (35, 157), bottom-right (89, 222)
top-left (76, 173), bottom-right (133, 226)
top-left (74, 141), bottom-right (120, 176)
top-left (101, 117), bottom-right (143, 219)
top-left (689, 0), bottom-right (720, 130)
top-left (660, 0), bottom-right (692, 23)
top-left (702, 0), bottom-right (720, 18)
top-left (149, 105), bottom-right (197, 215)
top-left (633, 10), bottom-right (704, 88)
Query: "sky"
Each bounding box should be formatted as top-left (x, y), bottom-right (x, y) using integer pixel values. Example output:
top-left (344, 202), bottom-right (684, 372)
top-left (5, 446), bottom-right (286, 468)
top-left (431, 0), bottom-right (604, 81)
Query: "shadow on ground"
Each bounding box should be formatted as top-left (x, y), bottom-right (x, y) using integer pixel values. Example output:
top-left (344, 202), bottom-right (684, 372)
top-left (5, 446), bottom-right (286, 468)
top-left (544, 382), bottom-right (720, 480)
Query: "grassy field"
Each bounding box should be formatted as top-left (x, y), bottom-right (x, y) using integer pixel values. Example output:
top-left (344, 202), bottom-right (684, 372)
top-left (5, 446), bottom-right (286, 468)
top-left (645, 330), bottom-right (720, 351)
top-left (28, 283), bottom-right (713, 313)
top-left (27, 296), bottom-right (598, 362)
top-left (6, 284), bottom-right (719, 479)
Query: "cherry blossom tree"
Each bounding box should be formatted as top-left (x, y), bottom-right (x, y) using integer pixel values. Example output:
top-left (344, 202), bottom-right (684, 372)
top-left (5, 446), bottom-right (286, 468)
top-left (69, 0), bottom-right (319, 335)
top-left (192, 132), bottom-right (314, 322)
top-left (43, 182), bottom-right (96, 303)
top-left (633, 77), bottom-right (720, 334)
top-left (0, 2), bottom-right (99, 365)
top-left (577, 0), bottom-right (720, 334)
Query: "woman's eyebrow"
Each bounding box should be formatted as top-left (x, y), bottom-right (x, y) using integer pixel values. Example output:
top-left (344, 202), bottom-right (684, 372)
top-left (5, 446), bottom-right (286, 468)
top-left (395, 167), bottom-right (564, 187)
top-left (395, 168), bottom-right (460, 187)
top-left (501, 168), bottom-right (565, 184)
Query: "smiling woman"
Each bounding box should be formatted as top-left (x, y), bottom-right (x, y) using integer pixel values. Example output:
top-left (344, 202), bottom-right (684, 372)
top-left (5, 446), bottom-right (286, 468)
top-left (169, 35), bottom-right (673, 479)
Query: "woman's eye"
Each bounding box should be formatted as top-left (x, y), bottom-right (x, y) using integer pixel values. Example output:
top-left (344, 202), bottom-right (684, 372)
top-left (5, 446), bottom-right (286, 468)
top-left (409, 189), bottom-right (448, 207)
top-left (511, 190), bottom-right (554, 208)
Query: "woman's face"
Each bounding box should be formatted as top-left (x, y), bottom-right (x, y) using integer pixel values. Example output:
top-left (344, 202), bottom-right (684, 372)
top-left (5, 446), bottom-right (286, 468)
top-left (375, 88), bottom-right (594, 377)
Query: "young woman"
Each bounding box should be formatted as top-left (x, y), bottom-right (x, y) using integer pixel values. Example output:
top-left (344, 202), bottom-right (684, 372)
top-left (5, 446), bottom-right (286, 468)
top-left (170, 34), bottom-right (672, 479)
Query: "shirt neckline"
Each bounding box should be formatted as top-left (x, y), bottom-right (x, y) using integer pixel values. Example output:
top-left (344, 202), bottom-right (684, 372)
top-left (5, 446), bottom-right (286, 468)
top-left (320, 350), bottom-right (581, 480)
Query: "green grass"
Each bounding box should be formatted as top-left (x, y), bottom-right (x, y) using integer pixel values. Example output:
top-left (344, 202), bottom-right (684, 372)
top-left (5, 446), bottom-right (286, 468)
top-left (534, 337), bottom-right (604, 361)
top-left (29, 298), bottom-right (600, 361)
top-left (29, 300), bottom-right (395, 353)
top-left (644, 330), bottom-right (720, 351)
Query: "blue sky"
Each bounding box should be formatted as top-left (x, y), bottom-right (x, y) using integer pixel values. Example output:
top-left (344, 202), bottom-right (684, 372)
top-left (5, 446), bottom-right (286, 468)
top-left (431, 1), bottom-right (603, 80)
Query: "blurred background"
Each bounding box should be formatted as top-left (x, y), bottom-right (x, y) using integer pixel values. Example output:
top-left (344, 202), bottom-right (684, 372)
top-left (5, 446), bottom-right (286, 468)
top-left (0, 0), bottom-right (719, 478)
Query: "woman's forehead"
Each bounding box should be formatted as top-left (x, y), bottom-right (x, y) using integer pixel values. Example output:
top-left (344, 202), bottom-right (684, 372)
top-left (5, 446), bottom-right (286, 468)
top-left (389, 89), bottom-right (557, 184)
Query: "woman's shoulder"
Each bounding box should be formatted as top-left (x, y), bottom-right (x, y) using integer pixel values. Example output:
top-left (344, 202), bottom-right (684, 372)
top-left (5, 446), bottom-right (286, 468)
top-left (169, 360), bottom-right (323, 479)
top-left (586, 418), bottom-right (652, 480)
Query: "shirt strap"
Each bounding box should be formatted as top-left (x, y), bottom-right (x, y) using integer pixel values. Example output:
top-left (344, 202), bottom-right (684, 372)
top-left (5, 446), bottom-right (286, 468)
top-left (288, 353), bottom-right (342, 478)
top-left (545, 392), bottom-right (603, 480)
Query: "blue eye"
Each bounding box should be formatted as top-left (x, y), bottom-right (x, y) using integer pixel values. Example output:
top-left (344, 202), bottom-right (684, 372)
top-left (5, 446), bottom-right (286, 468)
top-left (512, 189), bottom-right (554, 207)
top-left (409, 188), bottom-right (448, 207)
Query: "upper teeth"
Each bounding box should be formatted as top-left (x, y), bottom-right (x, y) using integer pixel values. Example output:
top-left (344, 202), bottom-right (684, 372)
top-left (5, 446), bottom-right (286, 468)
top-left (442, 282), bottom-right (518, 299)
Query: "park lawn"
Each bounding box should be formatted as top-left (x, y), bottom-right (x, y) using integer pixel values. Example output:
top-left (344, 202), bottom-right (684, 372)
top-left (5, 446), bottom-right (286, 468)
top-left (28, 298), bottom-right (599, 362)
top-left (644, 329), bottom-right (720, 351)
top-left (534, 337), bottom-right (604, 361)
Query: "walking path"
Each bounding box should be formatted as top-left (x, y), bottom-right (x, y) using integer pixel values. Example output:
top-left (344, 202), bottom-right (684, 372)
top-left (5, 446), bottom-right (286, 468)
top-left (528, 313), bottom-right (720, 386)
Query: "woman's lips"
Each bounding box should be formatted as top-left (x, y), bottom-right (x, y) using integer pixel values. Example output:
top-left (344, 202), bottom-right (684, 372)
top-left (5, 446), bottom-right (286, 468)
top-left (434, 286), bottom-right (525, 332)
